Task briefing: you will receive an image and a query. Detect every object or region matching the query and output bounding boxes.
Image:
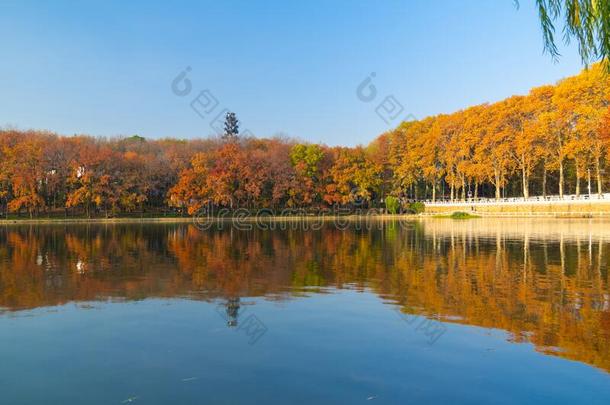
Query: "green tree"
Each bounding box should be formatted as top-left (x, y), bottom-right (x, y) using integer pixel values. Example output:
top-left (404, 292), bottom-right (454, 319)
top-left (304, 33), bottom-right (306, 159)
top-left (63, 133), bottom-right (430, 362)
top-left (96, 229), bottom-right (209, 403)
top-left (528, 0), bottom-right (610, 67)
top-left (385, 195), bottom-right (400, 214)
top-left (223, 112), bottom-right (239, 140)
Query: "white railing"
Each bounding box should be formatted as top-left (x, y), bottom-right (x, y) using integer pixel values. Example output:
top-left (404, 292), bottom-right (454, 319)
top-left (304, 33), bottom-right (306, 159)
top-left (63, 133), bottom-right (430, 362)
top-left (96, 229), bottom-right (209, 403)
top-left (424, 193), bottom-right (610, 206)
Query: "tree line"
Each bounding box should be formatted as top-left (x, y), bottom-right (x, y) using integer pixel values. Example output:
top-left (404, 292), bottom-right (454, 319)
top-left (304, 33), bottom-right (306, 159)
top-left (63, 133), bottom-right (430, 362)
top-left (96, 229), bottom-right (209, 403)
top-left (1, 64), bottom-right (609, 218)
top-left (380, 63), bottom-right (610, 202)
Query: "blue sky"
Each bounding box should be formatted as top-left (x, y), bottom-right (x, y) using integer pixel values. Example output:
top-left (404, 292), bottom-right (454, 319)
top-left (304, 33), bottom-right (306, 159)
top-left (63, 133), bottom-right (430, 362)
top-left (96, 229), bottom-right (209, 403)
top-left (0, 0), bottom-right (583, 146)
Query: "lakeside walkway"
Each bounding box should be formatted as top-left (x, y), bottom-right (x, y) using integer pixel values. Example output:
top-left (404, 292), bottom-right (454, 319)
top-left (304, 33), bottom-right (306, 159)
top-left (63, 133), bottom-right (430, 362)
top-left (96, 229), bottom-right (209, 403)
top-left (424, 193), bottom-right (610, 207)
top-left (424, 193), bottom-right (610, 216)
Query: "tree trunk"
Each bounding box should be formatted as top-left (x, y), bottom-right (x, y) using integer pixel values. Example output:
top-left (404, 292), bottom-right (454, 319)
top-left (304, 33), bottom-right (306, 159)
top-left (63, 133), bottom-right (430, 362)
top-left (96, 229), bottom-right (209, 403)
top-left (542, 165), bottom-right (547, 198)
top-left (495, 169), bottom-right (501, 200)
top-left (559, 160), bottom-right (564, 198)
top-left (474, 181), bottom-right (478, 200)
top-left (432, 180), bottom-right (436, 202)
top-left (461, 177), bottom-right (466, 201)
top-left (587, 167), bottom-right (592, 197)
top-left (522, 165), bottom-right (529, 199)
top-left (575, 158), bottom-right (581, 197)
top-left (450, 184), bottom-right (454, 202)
top-left (596, 158), bottom-right (603, 196)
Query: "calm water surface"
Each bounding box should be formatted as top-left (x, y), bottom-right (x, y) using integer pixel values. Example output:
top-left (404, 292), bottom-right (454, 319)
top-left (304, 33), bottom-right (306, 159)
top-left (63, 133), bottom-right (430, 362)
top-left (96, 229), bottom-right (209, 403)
top-left (1, 219), bottom-right (609, 404)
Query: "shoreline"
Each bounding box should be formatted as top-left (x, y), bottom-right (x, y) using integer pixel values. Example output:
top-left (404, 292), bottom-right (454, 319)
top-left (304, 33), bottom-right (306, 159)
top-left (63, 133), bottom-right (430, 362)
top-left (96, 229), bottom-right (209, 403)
top-left (1, 213), bottom-right (610, 225)
top-left (0, 215), bottom-right (418, 225)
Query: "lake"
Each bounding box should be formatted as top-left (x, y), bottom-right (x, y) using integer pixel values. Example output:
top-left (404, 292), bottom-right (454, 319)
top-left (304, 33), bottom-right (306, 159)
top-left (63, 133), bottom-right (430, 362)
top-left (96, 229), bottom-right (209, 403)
top-left (0, 218), bottom-right (609, 404)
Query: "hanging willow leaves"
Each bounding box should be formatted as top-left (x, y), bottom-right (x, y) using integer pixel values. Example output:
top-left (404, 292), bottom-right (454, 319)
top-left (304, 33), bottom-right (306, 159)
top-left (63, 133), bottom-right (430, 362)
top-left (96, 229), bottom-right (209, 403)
top-left (522, 0), bottom-right (610, 68)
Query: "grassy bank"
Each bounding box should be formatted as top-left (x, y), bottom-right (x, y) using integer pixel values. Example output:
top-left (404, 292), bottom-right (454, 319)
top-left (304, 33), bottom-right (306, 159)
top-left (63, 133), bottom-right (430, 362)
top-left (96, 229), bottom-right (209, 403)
top-left (0, 213), bottom-right (423, 225)
top-left (432, 212), bottom-right (480, 219)
top-left (0, 217), bottom-right (196, 225)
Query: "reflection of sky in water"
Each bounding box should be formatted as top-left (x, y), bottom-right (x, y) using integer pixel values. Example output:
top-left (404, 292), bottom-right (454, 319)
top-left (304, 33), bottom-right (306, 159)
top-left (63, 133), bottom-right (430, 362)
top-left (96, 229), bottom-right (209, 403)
top-left (2, 293), bottom-right (609, 404)
top-left (0, 219), bottom-right (609, 403)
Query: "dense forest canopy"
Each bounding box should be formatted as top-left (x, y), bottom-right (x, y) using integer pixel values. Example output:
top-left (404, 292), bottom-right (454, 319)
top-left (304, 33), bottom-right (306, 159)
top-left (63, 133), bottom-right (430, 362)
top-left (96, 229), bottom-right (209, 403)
top-left (1, 64), bottom-right (609, 217)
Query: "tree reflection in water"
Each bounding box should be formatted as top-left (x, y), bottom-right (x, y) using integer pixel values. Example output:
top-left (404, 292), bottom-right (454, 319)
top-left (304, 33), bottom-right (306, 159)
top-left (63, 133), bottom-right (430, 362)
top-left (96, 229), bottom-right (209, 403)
top-left (0, 219), bottom-right (608, 371)
top-left (225, 297), bottom-right (241, 327)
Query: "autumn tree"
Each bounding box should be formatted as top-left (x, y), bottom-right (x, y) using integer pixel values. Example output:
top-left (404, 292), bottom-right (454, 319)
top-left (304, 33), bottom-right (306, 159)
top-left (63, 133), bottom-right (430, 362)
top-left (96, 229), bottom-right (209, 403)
top-left (521, 86), bottom-right (556, 197)
top-left (477, 102), bottom-right (515, 200)
top-left (554, 64), bottom-right (610, 196)
top-left (2, 132), bottom-right (46, 217)
top-left (461, 105), bottom-right (489, 199)
top-left (440, 111), bottom-right (474, 201)
top-left (290, 144), bottom-right (325, 206)
top-left (256, 139), bottom-right (297, 207)
top-left (324, 147), bottom-right (381, 206)
top-left (65, 137), bottom-right (120, 218)
top-left (366, 133), bottom-right (395, 201)
top-left (391, 121), bottom-right (421, 199)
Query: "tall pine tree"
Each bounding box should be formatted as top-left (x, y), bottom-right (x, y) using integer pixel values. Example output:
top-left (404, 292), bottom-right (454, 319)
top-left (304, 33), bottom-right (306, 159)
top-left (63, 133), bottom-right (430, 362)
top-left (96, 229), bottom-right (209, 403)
top-left (223, 112), bottom-right (239, 140)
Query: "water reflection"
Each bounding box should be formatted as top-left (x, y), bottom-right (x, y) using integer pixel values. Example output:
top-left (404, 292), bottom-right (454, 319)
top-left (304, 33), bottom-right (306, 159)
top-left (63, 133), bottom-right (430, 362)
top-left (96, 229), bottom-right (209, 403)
top-left (0, 218), bottom-right (609, 371)
top-left (223, 297), bottom-right (242, 327)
